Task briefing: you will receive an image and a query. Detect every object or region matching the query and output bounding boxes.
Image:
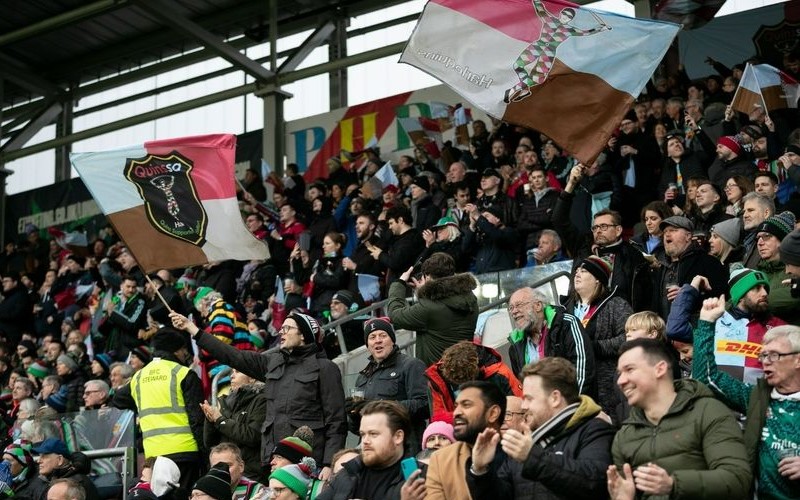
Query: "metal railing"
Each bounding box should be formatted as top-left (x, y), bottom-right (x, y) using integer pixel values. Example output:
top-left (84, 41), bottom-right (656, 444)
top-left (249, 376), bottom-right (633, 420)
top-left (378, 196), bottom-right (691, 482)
top-left (83, 447), bottom-right (136, 500)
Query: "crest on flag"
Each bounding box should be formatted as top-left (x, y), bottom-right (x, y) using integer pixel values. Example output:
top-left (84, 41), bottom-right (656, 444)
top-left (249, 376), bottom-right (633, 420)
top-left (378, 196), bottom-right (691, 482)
top-left (124, 151), bottom-right (208, 246)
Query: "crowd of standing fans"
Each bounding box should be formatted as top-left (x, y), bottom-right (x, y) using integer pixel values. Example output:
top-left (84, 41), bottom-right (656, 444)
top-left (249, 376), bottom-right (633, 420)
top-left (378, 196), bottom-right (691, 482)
top-left (0, 53), bottom-right (799, 500)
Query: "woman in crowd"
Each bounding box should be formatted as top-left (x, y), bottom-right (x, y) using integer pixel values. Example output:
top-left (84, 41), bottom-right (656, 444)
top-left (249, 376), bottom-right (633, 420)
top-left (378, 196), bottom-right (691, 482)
top-left (708, 217), bottom-right (744, 268)
top-left (723, 175), bottom-right (753, 217)
top-left (630, 201), bottom-right (671, 265)
top-left (561, 256), bottom-right (632, 415)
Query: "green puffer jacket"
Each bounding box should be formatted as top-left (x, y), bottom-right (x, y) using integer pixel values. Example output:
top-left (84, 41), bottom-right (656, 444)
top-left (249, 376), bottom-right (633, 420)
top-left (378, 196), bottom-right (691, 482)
top-left (387, 272), bottom-right (478, 366)
top-left (612, 379), bottom-right (752, 499)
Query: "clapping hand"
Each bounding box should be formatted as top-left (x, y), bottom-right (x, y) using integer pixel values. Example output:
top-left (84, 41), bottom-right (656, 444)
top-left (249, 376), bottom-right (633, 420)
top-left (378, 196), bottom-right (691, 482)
top-left (607, 464), bottom-right (635, 500)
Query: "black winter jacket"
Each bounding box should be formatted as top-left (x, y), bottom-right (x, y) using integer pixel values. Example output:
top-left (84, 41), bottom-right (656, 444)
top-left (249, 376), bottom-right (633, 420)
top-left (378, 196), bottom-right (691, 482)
top-left (317, 456), bottom-right (404, 500)
top-left (653, 244), bottom-right (728, 319)
top-left (194, 336), bottom-right (346, 467)
top-left (516, 188), bottom-right (558, 249)
top-left (467, 396), bottom-right (615, 500)
top-left (351, 347), bottom-right (428, 454)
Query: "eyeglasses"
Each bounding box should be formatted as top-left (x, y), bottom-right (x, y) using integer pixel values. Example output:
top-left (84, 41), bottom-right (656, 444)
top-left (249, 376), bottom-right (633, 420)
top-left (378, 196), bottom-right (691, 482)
top-left (265, 487), bottom-right (287, 498)
top-left (278, 325), bottom-right (298, 334)
top-left (591, 223), bottom-right (619, 232)
top-left (504, 411), bottom-right (527, 421)
top-left (507, 301), bottom-right (533, 312)
top-left (757, 351), bottom-right (800, 363)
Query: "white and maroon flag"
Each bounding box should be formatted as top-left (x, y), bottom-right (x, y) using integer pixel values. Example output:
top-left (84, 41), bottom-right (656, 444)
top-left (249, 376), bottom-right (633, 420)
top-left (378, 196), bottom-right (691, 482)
top-left (400, 0), bottom-right (679, 164)
top-left (71, 134), bottom-right (269, 273)
top-left (731, 63), bottom-right (800, 115)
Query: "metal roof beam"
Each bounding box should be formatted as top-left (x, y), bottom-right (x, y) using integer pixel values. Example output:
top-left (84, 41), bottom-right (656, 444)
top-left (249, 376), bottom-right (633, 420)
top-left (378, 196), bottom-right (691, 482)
top-left (278, 19), bottom-right (336, 74)
top-left (0, 0), bottom-right (130, 47)
top-left (134, 0), bottom-right (274, 82)
top-left (0, 100), bottom-right (63, 153)
top-left (1, 40), bottom-right (405, 163)
top-left (0, 54), bottom-right (63, 97)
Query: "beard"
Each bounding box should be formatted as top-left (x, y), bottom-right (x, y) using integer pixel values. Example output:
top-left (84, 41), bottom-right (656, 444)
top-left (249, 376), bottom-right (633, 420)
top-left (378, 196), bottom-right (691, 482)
top-left (454, 415), bottom-right (488, 444)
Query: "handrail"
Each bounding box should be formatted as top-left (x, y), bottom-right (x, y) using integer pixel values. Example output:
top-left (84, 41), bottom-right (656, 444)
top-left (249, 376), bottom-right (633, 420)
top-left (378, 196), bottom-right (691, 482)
top-left (319, 299), bottom-right (388, 354)
top-left (82, 447), bottom-right (136, 500)
top-left (477, 270), bottom-right (571, 313)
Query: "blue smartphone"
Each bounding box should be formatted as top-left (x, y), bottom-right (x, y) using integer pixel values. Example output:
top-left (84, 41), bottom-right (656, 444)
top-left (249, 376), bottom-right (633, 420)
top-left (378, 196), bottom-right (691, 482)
top-left (400, 457), bottom-right (419, 480)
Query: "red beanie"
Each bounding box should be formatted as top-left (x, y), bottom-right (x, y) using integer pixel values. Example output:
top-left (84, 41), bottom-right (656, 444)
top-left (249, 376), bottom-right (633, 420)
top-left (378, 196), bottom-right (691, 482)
top-left (717, 136), bottom-right (741, 156)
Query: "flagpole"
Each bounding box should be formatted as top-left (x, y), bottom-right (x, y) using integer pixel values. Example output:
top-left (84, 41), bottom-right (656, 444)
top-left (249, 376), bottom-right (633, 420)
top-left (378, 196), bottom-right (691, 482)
top-left (145, 274), bottom-right (174, 313)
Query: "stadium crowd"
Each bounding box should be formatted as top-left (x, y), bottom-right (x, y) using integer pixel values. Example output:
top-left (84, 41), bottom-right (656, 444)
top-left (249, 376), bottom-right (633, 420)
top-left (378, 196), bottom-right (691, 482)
top-left (0, 51), bottom-right (799, 500)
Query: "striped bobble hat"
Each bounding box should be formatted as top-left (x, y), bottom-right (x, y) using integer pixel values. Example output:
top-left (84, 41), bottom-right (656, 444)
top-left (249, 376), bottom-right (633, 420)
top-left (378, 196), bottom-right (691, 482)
top-left (756, 211), bottom-right (796, 242)
top-left (269, 457), bottom-right (317, 498)
top-left (271, 435), bottom-right (313, 464)
top-left (3, 443), bottom-right (34, 469)
top-left (728, 265), bottom-right (770, 305)
top-left (26, 359), bottom-right (49, 379)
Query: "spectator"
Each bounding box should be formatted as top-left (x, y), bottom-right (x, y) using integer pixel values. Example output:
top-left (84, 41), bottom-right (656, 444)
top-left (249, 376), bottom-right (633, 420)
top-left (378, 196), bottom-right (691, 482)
top-left (658, 133), bottom-right (704, 200)
top-left (109, 362), bottom-right (133, 391)
top-left (367, 206), bottom-right (424, 284)
top-left (46, 478), bottom-right (86, 500)
top-left (468, 358), bottom-right (615, 500)
top-left (723, 175), bottom-right (753, 217)
top-left (340, 212), bottom-right (384, 294)
top-left (561, 256), bottom-right (632, 415)
top-left (323, 289), bottom-right (366, 356)
top-left (708, 135), bottom-right (756, 188)
top-left (97, 275), bottom-right (147, 360)
top-left (113, 328), bottom-right (206, 491)
top-left (346, 318), bottom-right (428, 455)
top-left (409, 175), bottom-right (442, 230)
top-left (653, 216), bottom-right (728, 319)
top-left (81, 380), bottom-right (110, 409)
top-left (516, 166), bottom-right (558, 253)
top-left (418, 216), bottom-right (466, 273)
top-left (608, 110), bottom-right (660, 228)
top-left (208, 443), bottom-right (265, 500)
top-left (47, 353), bottom-right (85, 413)
top-left (425, 381), bottom-right (506, 500)
top-left (171, 311), bottom-right (346, 482)
top-left (553, 165), bottom-right (652, 311)
top-left (669, 267), bottom-right (785, 385)
top-left (525, 229), bottom-right (567, 268)
top-left (192, 287), bottom-right (255, 379)
top-left (33, 439), bottom-right (101, 500)
top-left (425, 340), bottom-right (522, 415)
top-left (318, 401), bottom-right (409, 500)
top-left (689, 181), bottom-right (732, 236)
top-left (267, 461), bottom-right (318, 500)
top-left (421, 420), bottom-right (455, 452)
top-left (2, 443), bottom-right (48, 499)
top-left (387, 252), bottom-right (478, 366)
top-left (708, 217), bottom-right (744, 268)
top-left (191, 463), bottom-right (231, 500)
top-left (268, 428), bottom-right (313, 473)
top-left (202, 370), bottom-right (266, 482)
top-left (741, 192), bottom-right (776, 268)
top-left (500, 396), bottom-right (525, 437)
top-left (755, 212), bottom-right (800, 324)
top-left (463, 203), bottom-right (518, 274)
top-left (507, 288), bottom-right (595, 398)
top-left (476, 169), bottom-right (516, 227)
top-left (780, 228), bottom-right (800, 277)
top-left (630, 201), bottom-right (671, 266)
top-left (693, 305), bottom-right (800, 499)
top-left (0, 272), bottom-right (33, 345)
top-left (609, 339), bottom-right (751, 500)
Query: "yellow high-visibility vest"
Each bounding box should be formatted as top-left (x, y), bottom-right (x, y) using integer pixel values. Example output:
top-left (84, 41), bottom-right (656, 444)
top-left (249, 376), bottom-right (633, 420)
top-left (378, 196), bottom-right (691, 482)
top-left (130, 358), bottom-right (199, 457)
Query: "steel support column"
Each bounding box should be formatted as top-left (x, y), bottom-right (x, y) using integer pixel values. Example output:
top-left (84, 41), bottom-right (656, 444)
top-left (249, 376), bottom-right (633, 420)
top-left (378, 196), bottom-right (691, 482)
top-left (328, 17), bottom-right (349, 109)
top-left (55, 99), bottom-right (73, 182)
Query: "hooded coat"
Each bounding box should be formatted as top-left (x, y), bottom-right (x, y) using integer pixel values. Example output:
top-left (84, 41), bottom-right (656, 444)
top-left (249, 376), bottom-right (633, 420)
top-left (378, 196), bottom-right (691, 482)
top-left (387, 273), bottom-right (479, 366)
top-left (612, 379), bottom-right (752, 500)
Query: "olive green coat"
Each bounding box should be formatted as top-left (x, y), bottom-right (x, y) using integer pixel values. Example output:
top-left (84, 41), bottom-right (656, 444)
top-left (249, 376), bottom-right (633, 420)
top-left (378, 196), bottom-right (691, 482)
top-left (612, 379), bottom-right (751, 499)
